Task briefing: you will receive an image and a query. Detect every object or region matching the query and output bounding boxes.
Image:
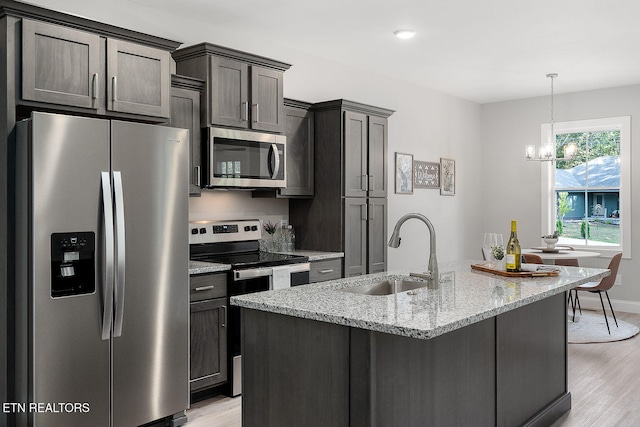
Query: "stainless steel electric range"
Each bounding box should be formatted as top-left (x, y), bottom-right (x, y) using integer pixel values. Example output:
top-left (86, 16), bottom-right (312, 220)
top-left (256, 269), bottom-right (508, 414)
top-left (189, 219), bottom-right (310, 397)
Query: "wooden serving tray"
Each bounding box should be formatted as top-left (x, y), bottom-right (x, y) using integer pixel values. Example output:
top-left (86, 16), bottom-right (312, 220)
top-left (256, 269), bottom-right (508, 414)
top-left (471, 263), bottom-right (559, 277)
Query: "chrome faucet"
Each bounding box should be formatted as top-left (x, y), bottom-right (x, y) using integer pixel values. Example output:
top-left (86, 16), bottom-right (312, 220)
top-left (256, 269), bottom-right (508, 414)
top-left (388, 213), bottom-right (438, 288)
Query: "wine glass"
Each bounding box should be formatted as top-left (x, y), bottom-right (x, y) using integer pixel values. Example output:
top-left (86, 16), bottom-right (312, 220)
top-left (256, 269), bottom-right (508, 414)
top-left (492, 234), bottom-right (505, 267)
top-left (483, 233), bottom-right (494, 261)
top-left (493, 234), bottom-right (504, 250)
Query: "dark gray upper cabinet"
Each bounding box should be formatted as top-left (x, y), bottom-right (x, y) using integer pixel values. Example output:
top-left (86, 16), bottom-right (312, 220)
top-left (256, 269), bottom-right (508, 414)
top-left (279, 99), bottom-right (314, 197)
top-left (173, 43), bottom-right (290, 133)
top-left (344, 111), bottom-right (368, 198)
top-left (344, 110), bottom-right (389, 198)
top-left (170, 75), bottom-right (205, 197)
top-left (209, 56), bottom-right (249, 128)
top-left (106, 39), bottom-right (171, 118)
top-left (18, 14), bottom-right (177, 120)
top-left (21, 19), bottom-right (102, 110)
top-left (368, 116), bottom-right (389, 198)
top-left (250, 66), bottom-right (284, 133)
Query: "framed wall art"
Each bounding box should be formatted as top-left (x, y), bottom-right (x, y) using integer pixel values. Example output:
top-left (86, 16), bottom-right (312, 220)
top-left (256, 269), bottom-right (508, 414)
top-left (413, 160), bottom-right (440, 189)
top-left (394, 152), bottom-right (413, 194)
top-left (440, 158), bottom-right (455, 196)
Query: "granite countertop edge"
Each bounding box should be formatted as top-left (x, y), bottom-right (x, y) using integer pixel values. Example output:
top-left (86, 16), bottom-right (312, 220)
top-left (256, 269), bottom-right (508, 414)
top-left (189, 261), bottom-right (231, 275)
top-left (273, 250), bottom-right (345, 261)
top-left (231, 260), bottom-right (610, 340)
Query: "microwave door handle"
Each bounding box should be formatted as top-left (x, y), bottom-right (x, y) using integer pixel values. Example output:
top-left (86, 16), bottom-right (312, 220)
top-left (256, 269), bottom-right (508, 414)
top-left (269, 143), bottom-right (280, 179)
top-left (100, 172), bottom-right (114, 341)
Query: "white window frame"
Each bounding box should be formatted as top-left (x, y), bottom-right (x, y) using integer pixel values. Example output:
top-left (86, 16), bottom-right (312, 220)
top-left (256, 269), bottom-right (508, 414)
top-left (541, 116), bottom-right (631, 258)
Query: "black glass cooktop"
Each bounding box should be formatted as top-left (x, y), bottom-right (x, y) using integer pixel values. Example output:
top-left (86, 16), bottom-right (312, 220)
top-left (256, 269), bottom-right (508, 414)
top-left (191, 250), bottom-right (307, 268)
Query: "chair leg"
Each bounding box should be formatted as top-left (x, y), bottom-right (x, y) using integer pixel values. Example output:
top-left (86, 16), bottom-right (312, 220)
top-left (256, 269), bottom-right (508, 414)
top-left (598, 291), bottom-right (611, 334)
top-left (576, 291), bottom-right (582, 314)
top-left (605, 291), bottom-right (619, 327)
top-left (571, 290), bottom-right (579, 322)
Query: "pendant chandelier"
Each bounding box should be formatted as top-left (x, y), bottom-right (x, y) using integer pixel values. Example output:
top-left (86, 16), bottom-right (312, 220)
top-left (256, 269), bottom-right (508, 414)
top-left (526, 73), bottom-right (577, 162)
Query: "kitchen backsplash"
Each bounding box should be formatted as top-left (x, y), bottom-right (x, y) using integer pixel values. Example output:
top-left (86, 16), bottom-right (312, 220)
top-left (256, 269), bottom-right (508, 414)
top-left (189, 191), bottom-right (288, 228)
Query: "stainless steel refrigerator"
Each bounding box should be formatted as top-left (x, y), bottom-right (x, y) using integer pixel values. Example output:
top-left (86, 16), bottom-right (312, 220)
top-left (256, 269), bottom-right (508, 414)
top-left (14, 112), bottom-right (189, 427)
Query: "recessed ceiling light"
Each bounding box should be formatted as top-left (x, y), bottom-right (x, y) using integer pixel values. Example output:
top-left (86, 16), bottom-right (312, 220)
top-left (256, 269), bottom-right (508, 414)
top-left (394, 30), bottom-right (416, 40)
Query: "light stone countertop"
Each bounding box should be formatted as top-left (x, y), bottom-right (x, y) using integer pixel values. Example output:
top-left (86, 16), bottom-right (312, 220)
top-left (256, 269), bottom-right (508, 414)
top-left (271, 250), bottom-right (344, 261)
top-left (189, 250), bottom-right (343, 275)
top-left (231, 259), bottom-right (609, 340)
top-left (189, 261), bottom-right (231, 275)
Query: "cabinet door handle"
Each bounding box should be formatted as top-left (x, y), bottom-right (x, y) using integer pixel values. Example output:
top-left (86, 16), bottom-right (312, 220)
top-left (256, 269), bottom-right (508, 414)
top-left (361, 175), bottom-right (368, 192)
top-left (195, 166), bottom-right (201, 187)
top-left (253, 104), bottom-right (259, 123)
top-left (369, 203), bottom-right (375, 220)
top-left (92, 73), bottom-right (98, 100)
top-left (369, 175), bottom-right (375, 191)
top-left (241, 102), bottom-right (248, 121)
top-left (112, 76), bottom-right (117, 102)
top-left (361, 204), bottom-right (368, 221)
top-left (194, 285), bottom-right (215, 292)
top-left (319, 269), bottom-right (335, 274)
top-left (221, 305), bottom-right (227, 327)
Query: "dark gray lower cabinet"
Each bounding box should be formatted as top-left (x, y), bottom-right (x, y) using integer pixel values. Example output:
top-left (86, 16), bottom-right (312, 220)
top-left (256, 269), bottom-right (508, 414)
top-left (309, 258), bottom-right (343, 283)
top-left (189, 274), bottom-right (227, 393)
top-left (242, 310), bottom-right (349, 427)
top-left (497, 292), bottom-right (568, 427)
top-left (240, 293), bottom-right (569, 427)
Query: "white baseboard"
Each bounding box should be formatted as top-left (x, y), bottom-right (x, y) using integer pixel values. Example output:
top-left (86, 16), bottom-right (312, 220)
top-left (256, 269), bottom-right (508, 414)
top-left (572, 295), bottom-right (640, 314)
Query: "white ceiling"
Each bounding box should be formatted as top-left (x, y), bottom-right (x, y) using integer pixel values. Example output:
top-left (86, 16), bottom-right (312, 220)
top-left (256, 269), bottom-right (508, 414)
top-left (40, 0), bottom-right (640, 104)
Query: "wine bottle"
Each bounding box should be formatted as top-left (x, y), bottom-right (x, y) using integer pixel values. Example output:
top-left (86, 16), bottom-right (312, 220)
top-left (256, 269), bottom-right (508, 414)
top-left (505, 220), bottom-right (521, 272)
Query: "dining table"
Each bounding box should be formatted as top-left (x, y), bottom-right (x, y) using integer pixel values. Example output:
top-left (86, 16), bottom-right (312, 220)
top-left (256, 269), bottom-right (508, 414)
top-left (522, 247), bottom-right (601, 264)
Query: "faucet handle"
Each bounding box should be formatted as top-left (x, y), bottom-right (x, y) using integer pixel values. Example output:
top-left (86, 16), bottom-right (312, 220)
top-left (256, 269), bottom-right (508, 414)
top-left (409, 272), bottom-right (432, 280)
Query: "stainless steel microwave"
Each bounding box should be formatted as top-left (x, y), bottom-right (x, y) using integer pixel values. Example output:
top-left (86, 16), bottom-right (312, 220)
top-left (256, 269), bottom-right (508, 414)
top-left (204, 128), bottom-right (286, 188)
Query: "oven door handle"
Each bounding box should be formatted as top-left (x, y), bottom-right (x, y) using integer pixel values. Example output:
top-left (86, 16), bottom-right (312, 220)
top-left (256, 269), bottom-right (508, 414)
top-left (286, 262), bottom-right (310, 274)
top-left (234, 267), bottom-right (273, 281)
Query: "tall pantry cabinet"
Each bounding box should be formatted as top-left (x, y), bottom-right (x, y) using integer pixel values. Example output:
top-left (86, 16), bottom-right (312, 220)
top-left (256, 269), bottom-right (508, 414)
top-left (290, 100), bottom-right (394, 277)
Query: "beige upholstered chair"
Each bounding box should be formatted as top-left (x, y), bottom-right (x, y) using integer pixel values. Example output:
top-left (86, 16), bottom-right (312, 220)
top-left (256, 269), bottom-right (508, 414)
top-left (571, 253), bottom-right (622, 334)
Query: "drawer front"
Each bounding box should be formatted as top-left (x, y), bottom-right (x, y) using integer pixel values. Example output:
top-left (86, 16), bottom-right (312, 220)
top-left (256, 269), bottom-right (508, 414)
top-left (309, 259), bottom-right (343, 283)
top-left (190, 273), bottom-right (227, 302)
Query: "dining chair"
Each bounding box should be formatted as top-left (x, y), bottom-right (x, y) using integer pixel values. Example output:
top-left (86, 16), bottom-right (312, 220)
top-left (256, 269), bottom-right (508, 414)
top-left (571, 253), bottom-right (622, 334)
top-left (522, 253), bottom-right (544, 264)
top-left (554, 246), bottom-right (579, 267)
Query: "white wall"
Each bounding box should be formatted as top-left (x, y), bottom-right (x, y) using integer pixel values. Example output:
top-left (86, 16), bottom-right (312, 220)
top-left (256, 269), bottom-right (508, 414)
top-left (482, 84), bottom-right (640, 309)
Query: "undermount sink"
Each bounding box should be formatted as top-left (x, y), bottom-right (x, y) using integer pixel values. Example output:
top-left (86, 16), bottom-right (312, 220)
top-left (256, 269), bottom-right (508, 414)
top-left (339, 279), bottom-right (427, 296)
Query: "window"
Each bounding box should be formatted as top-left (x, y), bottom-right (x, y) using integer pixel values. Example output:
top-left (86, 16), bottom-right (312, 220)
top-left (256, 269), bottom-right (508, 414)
top-left (541, 116), bottom-right (630, 258)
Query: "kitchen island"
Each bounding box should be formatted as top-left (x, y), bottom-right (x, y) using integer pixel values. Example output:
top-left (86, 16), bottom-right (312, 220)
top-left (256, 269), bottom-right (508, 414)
top-left (231, 260), bottom-right (609, 427)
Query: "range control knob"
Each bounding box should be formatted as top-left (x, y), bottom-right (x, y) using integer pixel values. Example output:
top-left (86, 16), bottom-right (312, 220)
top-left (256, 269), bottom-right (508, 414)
top-left (191, 228), bottom-right (198, 235)
top-left (244, 226), bottom-right (251, 232)
top-left (199, 228), bottom-right (207, 234)
top-left (251, 225), bottom-right (258, 231)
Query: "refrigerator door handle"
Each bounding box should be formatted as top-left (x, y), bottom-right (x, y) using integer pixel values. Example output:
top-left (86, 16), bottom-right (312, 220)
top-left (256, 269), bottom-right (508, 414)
top-left (100, 172), bottom-right (115, 341)
top-left (113, 171), bottom-right (126, 338)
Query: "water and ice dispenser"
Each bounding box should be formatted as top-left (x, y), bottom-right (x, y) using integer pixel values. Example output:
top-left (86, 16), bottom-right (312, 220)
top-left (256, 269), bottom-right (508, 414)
top-left (50, 232), bottom-right (95, 298)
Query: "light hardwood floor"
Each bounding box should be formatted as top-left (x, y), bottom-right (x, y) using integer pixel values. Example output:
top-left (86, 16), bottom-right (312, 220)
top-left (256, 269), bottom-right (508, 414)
top-left (185, 311), bottom-right (640, 427)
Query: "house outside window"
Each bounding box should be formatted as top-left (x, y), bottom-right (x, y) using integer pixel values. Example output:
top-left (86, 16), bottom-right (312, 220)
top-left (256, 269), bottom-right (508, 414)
top-left (541, 116), bottom-right (630, 258)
